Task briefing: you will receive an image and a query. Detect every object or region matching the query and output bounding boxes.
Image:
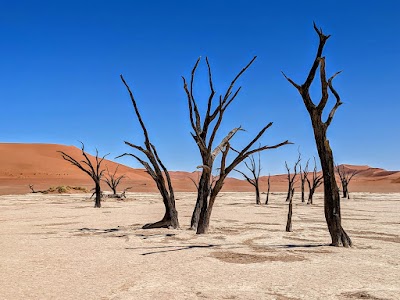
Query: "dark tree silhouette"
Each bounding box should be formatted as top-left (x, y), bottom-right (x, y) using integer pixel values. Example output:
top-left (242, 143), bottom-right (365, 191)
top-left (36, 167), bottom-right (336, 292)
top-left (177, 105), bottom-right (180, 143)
top-left (336, 165), bottom-right (360, 199)
top-left (234, 153), bottom-right (262, 205)
top-left (103, 165), bottom-right (125, 196)
top-left (265, 174), bottom-right (271, 205)
top-left (307, 158), bottom-right (323, 205)
top-left (285, 154), bottom-right (301, 202)
top-left (183, 56), bottom-right (290, 234)
top-left (28, 184), bottom-right (47, 194)
top-left (58, 142), bottom-right (107, 208)
top-left (299, 160), bottom-right (310, 203)
top-left (118, 75), bottom-right (179, 229)
top-left (286, 194), bottom-right (293, 232)
top-left (285, 155), bottom-right (301, 232)
top-left (282, 23), bottom-right (352, 246)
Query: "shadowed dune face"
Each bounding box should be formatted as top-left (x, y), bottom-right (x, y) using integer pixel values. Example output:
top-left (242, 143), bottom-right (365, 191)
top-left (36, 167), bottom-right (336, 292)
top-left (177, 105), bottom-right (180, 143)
top-left (0, 143), bottom-right (399, 195)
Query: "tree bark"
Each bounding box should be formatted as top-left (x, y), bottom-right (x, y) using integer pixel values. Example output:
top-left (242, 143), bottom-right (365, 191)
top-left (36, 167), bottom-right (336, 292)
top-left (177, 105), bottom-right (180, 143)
top-left (307, 187), bottom-right (315, 205)
top-left (255, 185), bottom-right (261, 205)
top-left (342, 181), bottom-right (348, 198)
top-left (312, 119), bottom-right (351, 246)
top-left (190, 170), bottom-right (211, 230)
top-left (286, 188), bottom-right (294, 232)
top-left (265, 174), bottom-right (271, 205)
top-left (94, 181), bottom-right (101, 208)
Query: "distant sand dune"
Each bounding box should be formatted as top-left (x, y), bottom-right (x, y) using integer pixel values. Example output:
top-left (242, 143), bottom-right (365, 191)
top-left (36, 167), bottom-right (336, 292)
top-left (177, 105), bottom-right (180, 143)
top-left (0, 143), bottom-right (399, 195)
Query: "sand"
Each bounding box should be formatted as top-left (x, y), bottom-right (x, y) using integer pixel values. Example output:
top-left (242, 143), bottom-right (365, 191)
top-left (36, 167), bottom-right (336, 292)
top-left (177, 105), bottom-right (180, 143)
top-left (1, 143), bottom-right (400, 195)
top-left (0, 192), bottom-right (399, 299)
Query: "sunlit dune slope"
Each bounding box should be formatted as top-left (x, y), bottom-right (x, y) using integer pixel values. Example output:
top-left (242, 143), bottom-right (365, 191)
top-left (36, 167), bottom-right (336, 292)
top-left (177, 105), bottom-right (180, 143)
top-left (0, 143), bottom-right (399, 195)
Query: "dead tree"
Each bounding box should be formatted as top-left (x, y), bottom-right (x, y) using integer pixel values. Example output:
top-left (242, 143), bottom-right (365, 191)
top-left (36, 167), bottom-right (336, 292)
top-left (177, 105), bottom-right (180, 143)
top-left (286, 191), bottom-right (293, 232)
top-left (299, 160), bottom-right (309, 203)
top-left (282, 23), bottom-right (352, 246)
top-left (183, 56), bottom-right (290, 234)
top-left (234, 153), bottom-right (262, 205)
top-left (189, 172), bottom-right (217, 194)
top-left (28, 184), bottom-right (47, 194)
top-left (265, 174), bottom-right (271, 205)
top-left (285, 154), bottom-right (301, 202)
top-left (336, 165), bottom-right (360, 199)
top-left (119, 187), bottom-right (132, 199)
top-left (307, 158), bottom-right (323, 204)
top-left (103, 165), bottom-right (125, 195)
top-left (58, 142), bottom-right (107, 208)
top-left (118, 75), bottom-right (179, 229)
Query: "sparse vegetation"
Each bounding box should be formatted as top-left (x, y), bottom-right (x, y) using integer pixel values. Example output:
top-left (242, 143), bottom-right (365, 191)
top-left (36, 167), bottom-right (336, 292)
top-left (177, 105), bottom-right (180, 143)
top-left (29, 184), bottom-right (89, 194)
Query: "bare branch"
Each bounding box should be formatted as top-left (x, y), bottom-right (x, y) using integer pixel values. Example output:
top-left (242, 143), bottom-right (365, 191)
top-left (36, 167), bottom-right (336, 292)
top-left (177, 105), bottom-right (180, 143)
top-left (325, 71), bottom-right (343, 127)
top-left (211, 127), bottom-right (242, 160)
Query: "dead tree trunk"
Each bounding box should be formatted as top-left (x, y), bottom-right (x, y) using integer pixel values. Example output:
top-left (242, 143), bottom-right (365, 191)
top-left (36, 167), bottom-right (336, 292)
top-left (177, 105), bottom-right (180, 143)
top-left (234, 153), bottom-right (262, 205)
top-left (265, 174), bottom-right (271, 205)
top-left (283, 23), bottom-right (352, 247)
top-left (300, 160), bottom-right (309, 203)
top-left (183, 56), bottom-right (290, 233)
top-left (285, 154), bottom-right (301, 202)
top-left (118, 75), bottom-right (179, 229)
top-left (336, 165), bottom-right (359, 199)
top-left (306, 157), bottom-right (323, 205)
top-left (58, 142), bottom-right (107, 208)
top-left (286, 187), bottom-right (294, 232)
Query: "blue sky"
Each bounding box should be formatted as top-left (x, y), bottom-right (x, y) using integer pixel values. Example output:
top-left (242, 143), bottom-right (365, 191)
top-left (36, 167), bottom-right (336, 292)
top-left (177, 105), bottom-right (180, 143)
top-left (1, 0), bottom-right (399, 175)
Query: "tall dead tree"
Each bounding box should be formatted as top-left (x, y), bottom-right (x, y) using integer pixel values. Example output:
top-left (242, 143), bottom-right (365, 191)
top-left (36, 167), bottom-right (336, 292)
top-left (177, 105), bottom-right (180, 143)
top-left (118, 75), bottom-right (179, 229)
top-left (265, 174), bottom-right (271, 205)
top-left (307, 157), bottom-right (323, 204)
top-left (282, 23), bottom-right (352, 246)
top-left (58, 142), bottom-right (107, 208)
top-left (183, 56), bottom-right (290, 234)
top-left (103, 165), bottom-right (125, 195)
top-left (336, 165), bottom-right (360, 199)
top-left (299, 160), bottom-right (309, 203)
top-left (285, 154), bottom-right (301, 202)
top-left (234, 153), bottom-right (262, 205)
top-left (285, 156), bottom-right (301, 232)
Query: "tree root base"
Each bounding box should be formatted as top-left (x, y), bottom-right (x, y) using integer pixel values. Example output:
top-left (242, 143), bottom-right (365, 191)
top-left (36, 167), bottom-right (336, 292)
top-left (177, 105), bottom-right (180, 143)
top-left (142, 219), bottom-right (179, 229)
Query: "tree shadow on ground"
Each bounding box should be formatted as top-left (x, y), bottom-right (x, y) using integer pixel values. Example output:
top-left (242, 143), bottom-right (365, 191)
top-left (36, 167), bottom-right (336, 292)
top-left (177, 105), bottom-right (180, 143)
top-left (125, 244), bottom-right (217, 255)
top-left (276, 243), bottom-right (330, 248)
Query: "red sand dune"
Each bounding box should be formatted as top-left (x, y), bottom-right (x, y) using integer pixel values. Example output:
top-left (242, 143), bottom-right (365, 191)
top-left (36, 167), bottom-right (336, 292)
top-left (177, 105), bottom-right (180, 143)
top-left (0, 143), bottom-right (399, 195)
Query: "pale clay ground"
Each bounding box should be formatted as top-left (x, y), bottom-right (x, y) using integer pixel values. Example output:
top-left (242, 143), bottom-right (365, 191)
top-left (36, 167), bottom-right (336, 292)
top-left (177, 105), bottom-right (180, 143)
top-left (0, 192), bottom-right (399, 300)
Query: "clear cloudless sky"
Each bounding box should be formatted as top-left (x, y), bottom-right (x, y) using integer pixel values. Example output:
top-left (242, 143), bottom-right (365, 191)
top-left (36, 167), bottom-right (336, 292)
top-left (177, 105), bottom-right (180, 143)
top-left (1, 0), bottom-right (399, 175)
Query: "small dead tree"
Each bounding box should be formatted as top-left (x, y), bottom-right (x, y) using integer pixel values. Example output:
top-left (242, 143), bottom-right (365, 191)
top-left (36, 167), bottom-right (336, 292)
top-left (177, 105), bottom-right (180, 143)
top-left (103, 165), bottom-right (125, 196)
top-left (118, 75), bottom-right (179, 229)
top-left (28, 184), bottom-right (47, 194)
top-left (307, 158), bottom-right (323, 204)
top-left (336, 165), bottom-right (360, 199)
top-left (58, 142), bottom-right (108, 208)
top-left (299, 160), bottom-right (309, 203)
top-left (234, 152), bottom-right (262, 205)
top-left (282, 23), bottom-right (352, 247)
top-left (285, 154), bottom-right (301, 202)
top-left (286, 194), bottom-right (293, 232)
top-left (284, 155), bottom-right (301, 232)
top-left (183, 56), bottom-right (290, 234)
top-left (265, 174), bottom-right (271, 205)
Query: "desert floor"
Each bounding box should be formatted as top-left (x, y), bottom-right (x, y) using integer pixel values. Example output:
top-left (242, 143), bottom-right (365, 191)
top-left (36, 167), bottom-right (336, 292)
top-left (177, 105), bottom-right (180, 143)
top-left (0, 192), bottom-right (399, 300)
